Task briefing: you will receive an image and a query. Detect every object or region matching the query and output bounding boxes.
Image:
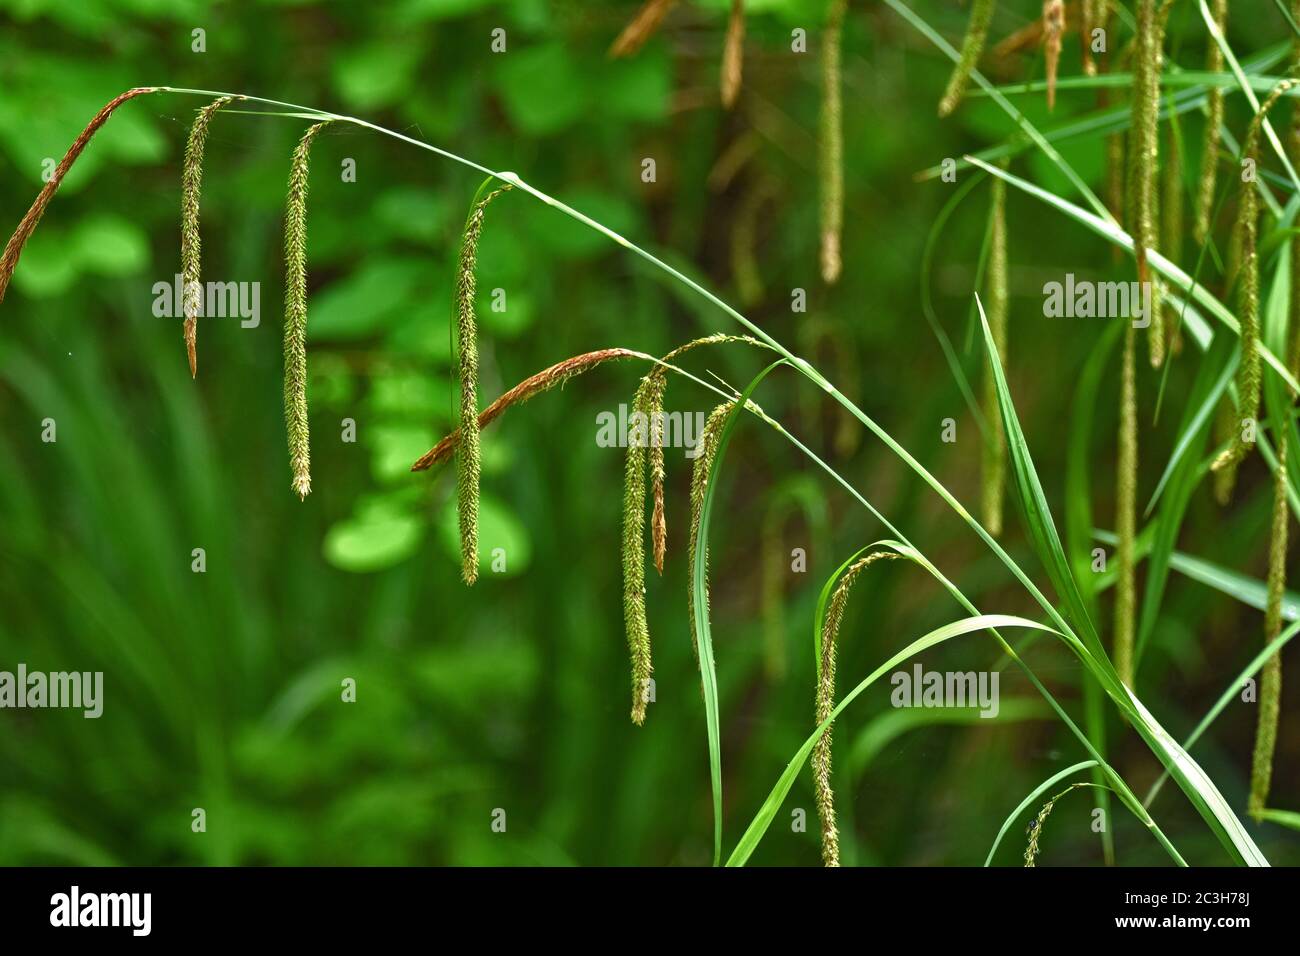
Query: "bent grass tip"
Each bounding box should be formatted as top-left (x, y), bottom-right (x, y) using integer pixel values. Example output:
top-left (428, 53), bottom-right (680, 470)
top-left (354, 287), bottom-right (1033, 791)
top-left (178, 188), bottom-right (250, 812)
top-left (0, 87), bottom-right (157, 307)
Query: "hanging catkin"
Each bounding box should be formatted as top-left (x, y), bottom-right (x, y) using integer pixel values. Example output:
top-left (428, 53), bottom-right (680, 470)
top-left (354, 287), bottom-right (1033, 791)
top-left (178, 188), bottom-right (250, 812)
top-left (820, 0), bottom-right (847, 283)
top-left (1193, 0), bottom-right (1228, 246)
top-left (1249, 19), bottom-right (1300, 819)
top-left (1115, 323), bottom-right (1138, 687)
top-left (180, 96), bottom-right (233, 378)
top-left (982, 169), bottom-right (1009, 537)
top-left (1128, 0), bottom-right (1164, 368)
top-left (687, 404), bottom-right (735, 664)
top-left (938, 0), bottom-right (996, 117)
top-left (454, 183), bottom-right (512, 584)
top-left (1212, 81), bottom-right (1298, 478)
top-left (283, 121), bottom-right (331, 501)
top-left (1043, 1), bottom-right (1065, 112)
top-left (814, 551), bottom-right (900, 866)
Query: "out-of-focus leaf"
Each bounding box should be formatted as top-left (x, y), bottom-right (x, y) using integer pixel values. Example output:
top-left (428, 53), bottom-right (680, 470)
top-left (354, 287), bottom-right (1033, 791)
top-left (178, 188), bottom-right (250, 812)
top-left (310, 259), bottom-right (425, 340)
top-left (324, 503), bottom-right (424, 572)
top-left (493, 43), bottom-right (587, 136)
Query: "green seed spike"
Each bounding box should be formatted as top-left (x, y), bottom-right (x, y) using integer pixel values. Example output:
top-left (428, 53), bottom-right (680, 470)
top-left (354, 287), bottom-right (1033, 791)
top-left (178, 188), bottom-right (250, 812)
top-left (819, 0), bottom-right (847, 283)
top-left (1250, 430), bottom-right (1289, 817)
top-left (623, 375), bottom-right (656, 726)
top-left (814, 551), bottom-right (900, 867)
top-left (621, 334), bottom-right (769, 726)
top-left (1127, 0), bottom-right (1164, 368)
top-left (1253, 47), bottom-right (1300, 815)
top-left (687, 403), bottom-right (734, 666)
top-left (181, 96), bottom-right (234, 378)
top-left (1115, 323), bottom-right (1138, 688)
top-left (1212, 80), bottom-right (1298, 478)
top-left (982, 169), bottom-right (1008, 537)
top-left (1162, 115), bottom-right (1185, 356)
top-left (454, 181), bottom-right (512, 585)
top-left (1024, 783), bottom-right (1088, 867)
top-left (283, 120), bottom-right (332, 502)
top-left (1193, 0), bottom-right (1227, 247)
top-left (938, 0), bottom-right (995, 118)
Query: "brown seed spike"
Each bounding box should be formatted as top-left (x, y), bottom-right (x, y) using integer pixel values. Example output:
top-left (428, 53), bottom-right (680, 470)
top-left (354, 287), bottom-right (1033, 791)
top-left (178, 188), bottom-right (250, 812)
top-left (721, 0), bottom-right (745, 109)
top-left (1043, 1), bottom-right (1065, 112)
top-left (411, 349), bottom-right (644, 472)
top-left (0, 88), bottom-right (157, 306)
top-left (609, 0), bottom-right (676, 58)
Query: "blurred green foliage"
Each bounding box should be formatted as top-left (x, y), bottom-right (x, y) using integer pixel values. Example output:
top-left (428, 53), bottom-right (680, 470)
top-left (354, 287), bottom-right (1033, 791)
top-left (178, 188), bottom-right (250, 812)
top-left (0, 0), bottom-right (1295, 866)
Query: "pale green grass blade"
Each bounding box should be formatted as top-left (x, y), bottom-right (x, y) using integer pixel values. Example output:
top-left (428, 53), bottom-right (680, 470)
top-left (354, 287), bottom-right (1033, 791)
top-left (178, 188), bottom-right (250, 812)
top-left (968, 157), bottom-right (1300, 395)
top-left (882, 0), bottom-right (1111, 222)
top-left (846, 699), bottom-right (1051, 778)
top-left (1096, 528), bottom-right (1300, 622)
top-left (1144, 340), bottom-right (1236, 516)
top-left (920, 46), bottom-right (1290, 182)
top-left (693, 360), bottom-right (787, 865)
top-left (978, 302), bottom-right (1265, 865)
top-left (1257, 809), bottom-right (1300, 829)
top-left (1200, 0), bottom-right (1300, 192)
top-left (1144, 620), bottom-right (1300, 806)
top-left (1136, 336), bottom-right (1237, 671)
top-left (1061, 322), bottom-right (1120, 864)
top-left (920, 171), bottom-right (990, 435)
top-left (1066, 324), bottom-right (1122, 598)
top-left (984, 760), bottom-right (1099, 866)
top-left (727, 614), bottom-right (1061, 867)
top-left (978, 297), bottom-right (1108, 665)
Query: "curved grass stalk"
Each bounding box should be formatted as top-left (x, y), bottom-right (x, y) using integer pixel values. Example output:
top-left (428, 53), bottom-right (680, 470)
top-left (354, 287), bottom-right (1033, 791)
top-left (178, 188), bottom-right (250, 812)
top-left (888, 0), bottom-right (1113, 225)
top-left (968, 156), bottom-right (1300, 394)
top-left (1146, 619), bottom-right (1300, 806)
top-left (9, 83), bottom-right (1265, 865)
top-left (1200, 0), bottom-right (1300, 194)
top-left (731, 614), bottom-right (1065, 866)
top-left (920, 171), bottom-right (992, 436)
top-left (0, 87), bottom-right (158, 305)
top-left (986, 760), bottom-right (1098, 865)
top-left (1024, 782), bottom-right (1100, 866)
